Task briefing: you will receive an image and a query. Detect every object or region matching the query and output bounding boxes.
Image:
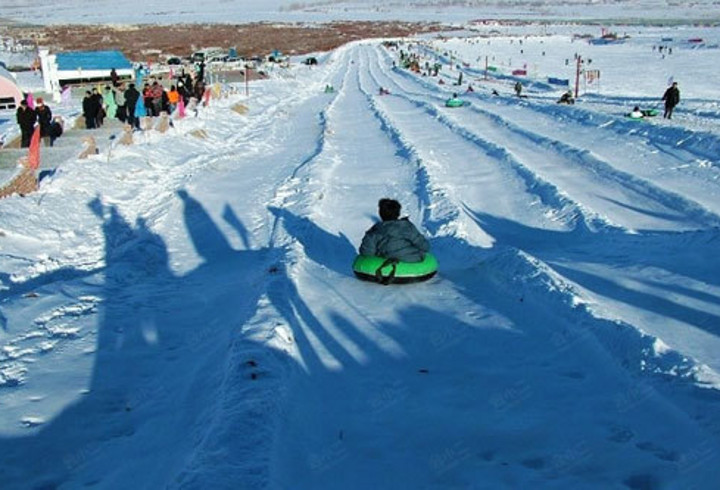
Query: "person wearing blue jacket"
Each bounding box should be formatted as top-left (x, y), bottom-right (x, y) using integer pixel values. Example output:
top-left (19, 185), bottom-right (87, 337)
top-left (359, 198), bottom-right (430, 263)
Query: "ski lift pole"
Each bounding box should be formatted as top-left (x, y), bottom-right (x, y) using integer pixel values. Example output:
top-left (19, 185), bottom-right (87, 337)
top-left (245, 64), bottom-right (249, 96)
top-left (574, 55), bottom-right (583, 99)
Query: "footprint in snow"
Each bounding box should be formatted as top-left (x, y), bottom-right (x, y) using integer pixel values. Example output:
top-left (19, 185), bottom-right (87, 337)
top-left (635, 441), bottom-right (679, 462)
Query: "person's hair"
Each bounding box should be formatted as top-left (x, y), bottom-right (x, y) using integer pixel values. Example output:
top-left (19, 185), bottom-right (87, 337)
top-left (378, 198), bottom-right (401, 221)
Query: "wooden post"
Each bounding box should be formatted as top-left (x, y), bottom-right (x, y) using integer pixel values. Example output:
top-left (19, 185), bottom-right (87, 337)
top-left (245, 64), bottom-right (249, 96)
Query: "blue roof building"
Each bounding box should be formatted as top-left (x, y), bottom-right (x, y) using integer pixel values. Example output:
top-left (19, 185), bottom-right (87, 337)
top-left (55, 50), bottom-right (133, 72)
top-left (39, 49), bottom-right (135, 95)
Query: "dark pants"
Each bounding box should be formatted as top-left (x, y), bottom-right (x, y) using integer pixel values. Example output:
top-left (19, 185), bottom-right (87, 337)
top-left (664, 104), bottom-right (675, 119)
top-left (127, 114), bottom-right (140, 130)
top-left (20, 128), bottom-right (33, 148)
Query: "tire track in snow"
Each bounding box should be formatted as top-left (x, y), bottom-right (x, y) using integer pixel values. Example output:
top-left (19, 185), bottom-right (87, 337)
top-left (456, 100), bottom-right (720, 228)
top-left (266, 45), bottom-right (720, 490)
top-left (167, 48), bottom-right (359, 488)
top-left (362, 45), bottom-right (601, 237)
top-left (366, 44), bottom-right (720, 387)
top-left (374, 46), bottom-right (720, 231)
top-left (409, 44), bottom-right (720, 167)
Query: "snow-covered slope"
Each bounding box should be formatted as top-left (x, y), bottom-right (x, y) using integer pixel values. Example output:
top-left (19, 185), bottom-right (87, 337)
top-left (1, 31), bottom-right (720, 489)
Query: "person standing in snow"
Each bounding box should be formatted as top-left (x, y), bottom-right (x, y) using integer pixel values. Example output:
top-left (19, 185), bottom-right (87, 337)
top-left (662, 81), bottom-right (680, 119)
top-left (34, 97), bottom-right (53, 146)
top-left (115, 82), bottom-right (127, 123)
top-left (167, 85), bottom-right (179, 114)
top-left (150, 81), bottom-right (164, 116)
top-left (82, 91), bottom-right (97, 129)
top-left (514, 81), bottom-right (523, 97)
top-left (91, 88), bottom-right (105, 128)
top-left (16, 99), bottom-right (37, 148)
top-left (103, 86), bottom-right (117, 119)
top-left (359, 198), bottom-right (430, 263)
top-left (124, 83), bottom-right (141, 130)
top-left (142, 83), bottom-right (154, 117)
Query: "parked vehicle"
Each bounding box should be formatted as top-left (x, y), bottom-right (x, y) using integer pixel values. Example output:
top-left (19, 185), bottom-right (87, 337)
top-left (191, 47), bottom-right (225, 63)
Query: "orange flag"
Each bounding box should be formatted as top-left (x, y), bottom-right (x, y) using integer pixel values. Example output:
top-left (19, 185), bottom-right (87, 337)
top-left (27, 126), bottom-right (41, 170)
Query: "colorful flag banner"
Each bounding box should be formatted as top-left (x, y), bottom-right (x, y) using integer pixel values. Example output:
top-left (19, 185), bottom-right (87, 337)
top-left (27, 126), bottom-right (41, 170)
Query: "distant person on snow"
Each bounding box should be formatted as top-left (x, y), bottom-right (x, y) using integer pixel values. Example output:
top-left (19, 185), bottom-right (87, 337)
top-left (557, 90), bottom-right (575, 104)
top-left (514, 81), bottom-right (523, 97)
top-left (359, 198), bottom-right (430, 263)
top-left (662, 81), bottom-right (680, 119)
top-left (629, 106), bottom-right (644, 118)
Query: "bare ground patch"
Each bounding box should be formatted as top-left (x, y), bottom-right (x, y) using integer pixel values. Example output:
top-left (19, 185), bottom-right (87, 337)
top-left (0, 21), bottom-right (447, 62)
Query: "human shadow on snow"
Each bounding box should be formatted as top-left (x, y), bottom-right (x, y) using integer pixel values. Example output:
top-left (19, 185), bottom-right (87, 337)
top-left (0, 191), bottom-right (275, 489)
top-left (464, 208), bottom-right (720, 308)
top-left (268, 205), bottom-right (356, 277)
top-left (2, 194), bottom-right (720, 489)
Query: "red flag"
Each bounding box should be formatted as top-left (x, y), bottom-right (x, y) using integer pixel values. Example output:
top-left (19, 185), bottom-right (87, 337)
top-left (203, 88), bottom-right (211, 107)
top-left (178, 97), bottom-right (185, 118)
top-left (27, 126), bottom-right (41, 170)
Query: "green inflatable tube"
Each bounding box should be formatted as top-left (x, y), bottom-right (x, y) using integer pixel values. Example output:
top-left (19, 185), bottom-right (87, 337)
top-left (445, 98), bottom-right (464, 108)
top-left (353, 253), bottom-right (438, 284)
top-left (642, 108), bottom-right (659, 117)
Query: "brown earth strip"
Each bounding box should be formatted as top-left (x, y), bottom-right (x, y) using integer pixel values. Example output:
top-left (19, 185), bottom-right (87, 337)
top-left (0, 21), bottom-right (446, 62)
